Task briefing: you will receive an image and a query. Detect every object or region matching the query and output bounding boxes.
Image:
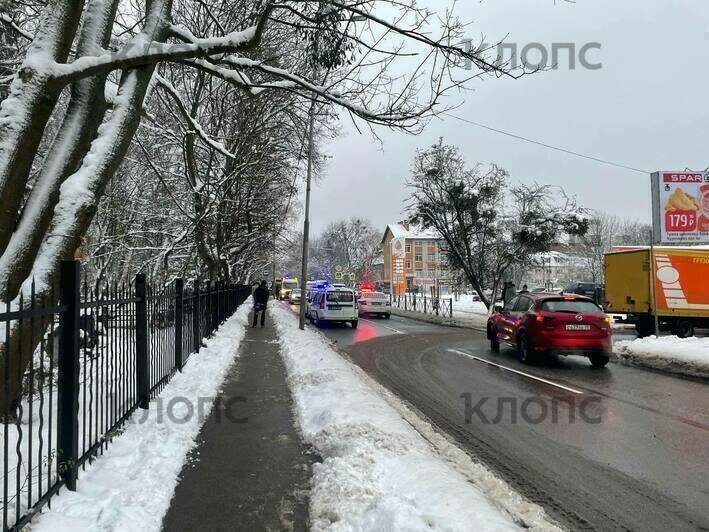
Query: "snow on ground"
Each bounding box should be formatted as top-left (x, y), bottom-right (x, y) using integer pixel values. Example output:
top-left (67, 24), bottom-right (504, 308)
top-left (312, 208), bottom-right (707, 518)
top-left (270, 303), bottom-right (560, 532)
top-left (30, 300), bottom-right (252, 532)
top-left (614, 335), bottom-right (709, 379)
top-left (452, 294), bottom-right (489, 317)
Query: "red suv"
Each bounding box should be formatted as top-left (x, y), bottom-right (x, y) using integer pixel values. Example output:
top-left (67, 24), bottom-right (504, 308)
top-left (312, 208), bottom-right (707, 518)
top-left (486, 292), bottom-right (612, 367)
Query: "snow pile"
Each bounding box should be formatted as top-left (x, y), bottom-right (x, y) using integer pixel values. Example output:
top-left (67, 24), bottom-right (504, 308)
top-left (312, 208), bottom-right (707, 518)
top-left (270, 303), bottom-right (539, 531)
top-left (452, 294), bottom-right (489, 317)
top-left (31, 300), bottom-right (252, 532)
top-left (614, 336), bottom-right (709, 379)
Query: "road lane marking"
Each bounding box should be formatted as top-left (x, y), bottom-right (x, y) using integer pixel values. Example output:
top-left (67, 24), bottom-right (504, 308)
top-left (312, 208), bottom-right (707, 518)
top-left (360, 318), bottom-right (405, 334)
top-left (448, 348), bottom-right (584, 395)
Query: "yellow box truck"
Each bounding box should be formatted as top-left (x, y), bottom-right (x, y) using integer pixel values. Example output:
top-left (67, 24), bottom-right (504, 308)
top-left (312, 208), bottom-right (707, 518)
top-left (604, 246), bottom-right (709, 337)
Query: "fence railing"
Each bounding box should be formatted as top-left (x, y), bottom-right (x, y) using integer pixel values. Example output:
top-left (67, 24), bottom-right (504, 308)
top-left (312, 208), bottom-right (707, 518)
top-left (0, 260), bottom-right (251, 531)
top-left (389, 293), bottom-right (453, 318)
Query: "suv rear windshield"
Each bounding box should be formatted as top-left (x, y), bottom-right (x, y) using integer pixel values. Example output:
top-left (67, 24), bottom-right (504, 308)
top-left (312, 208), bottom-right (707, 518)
top-left (327, 292), bottom-right (354, 302)
top-left (541, 299), bottom-right (602, 313)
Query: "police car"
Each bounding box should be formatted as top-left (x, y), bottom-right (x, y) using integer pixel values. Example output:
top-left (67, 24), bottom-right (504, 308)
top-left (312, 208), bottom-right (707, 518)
top-left (306, 282), bottom-right (358, 328)
top-left (357, 286), bottom-right (391, 319)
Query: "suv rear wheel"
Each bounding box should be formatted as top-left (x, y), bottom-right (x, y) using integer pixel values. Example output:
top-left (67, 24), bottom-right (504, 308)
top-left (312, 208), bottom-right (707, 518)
top-left (590, 353), bottom-right (610, 368)
top-left (518, 333), bottom-right (534, 364)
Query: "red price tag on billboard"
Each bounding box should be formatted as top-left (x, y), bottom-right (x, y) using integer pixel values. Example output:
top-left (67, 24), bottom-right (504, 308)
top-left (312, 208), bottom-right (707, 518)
top-left (664, 210), bottom-right (697, 232)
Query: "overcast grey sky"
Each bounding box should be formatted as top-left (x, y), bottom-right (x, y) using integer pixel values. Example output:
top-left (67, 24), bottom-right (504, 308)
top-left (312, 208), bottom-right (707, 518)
top-left (306, 0), bottom-right (709, 235)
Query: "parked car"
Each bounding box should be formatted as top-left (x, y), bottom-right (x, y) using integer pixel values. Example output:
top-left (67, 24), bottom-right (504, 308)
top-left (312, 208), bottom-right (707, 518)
top-left (288, 289), bottom-right (302, 305)
top-left (358, 290), bottom-right (391, 318)
top-left (307, 285), bottom-right (358, 328)
top-left (486, 292), bottom-right (612, 367)
top-left (563, 282), bottom-right (603, 303)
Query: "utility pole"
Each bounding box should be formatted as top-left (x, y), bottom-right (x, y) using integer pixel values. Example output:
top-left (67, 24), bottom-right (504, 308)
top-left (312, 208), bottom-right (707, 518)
top-left (298, 12), bottom-right (365, 330)
top-left (299, 98), bottom-right (316, 330)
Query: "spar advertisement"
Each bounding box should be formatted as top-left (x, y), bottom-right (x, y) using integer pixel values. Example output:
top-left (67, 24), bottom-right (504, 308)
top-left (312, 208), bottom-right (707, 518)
top-left (651, 171), bottom-right (709, 244)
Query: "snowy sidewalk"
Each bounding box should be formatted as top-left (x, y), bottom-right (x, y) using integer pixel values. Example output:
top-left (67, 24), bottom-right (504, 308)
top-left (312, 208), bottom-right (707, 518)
top-left (31, 303), bottom-right (253, 531)
top-left (161, 316), bottom-right (314, 531)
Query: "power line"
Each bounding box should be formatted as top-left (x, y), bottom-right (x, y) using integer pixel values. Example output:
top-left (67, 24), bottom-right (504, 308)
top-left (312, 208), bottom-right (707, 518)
top-left (441, 112), bottom-right (650, 175)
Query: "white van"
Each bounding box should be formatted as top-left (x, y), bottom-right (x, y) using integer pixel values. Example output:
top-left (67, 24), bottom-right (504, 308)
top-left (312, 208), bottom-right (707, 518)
top-left (307, 285), bottom-right (358, 328)
top-left (358, 290), bottom-right (391, 319)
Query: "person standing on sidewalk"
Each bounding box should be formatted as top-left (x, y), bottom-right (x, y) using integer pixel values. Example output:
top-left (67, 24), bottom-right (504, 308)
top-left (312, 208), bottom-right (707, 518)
top-left (253, 280), bottom-right (270, 327)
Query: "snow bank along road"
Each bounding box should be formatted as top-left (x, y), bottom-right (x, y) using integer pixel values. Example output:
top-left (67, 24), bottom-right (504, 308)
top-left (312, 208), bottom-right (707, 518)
top-left (296, 307), bottom-right (709, 532)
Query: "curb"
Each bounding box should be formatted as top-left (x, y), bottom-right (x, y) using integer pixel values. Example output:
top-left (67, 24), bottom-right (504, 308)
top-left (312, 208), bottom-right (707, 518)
top-left (389, 307), bottom-right (487, 333)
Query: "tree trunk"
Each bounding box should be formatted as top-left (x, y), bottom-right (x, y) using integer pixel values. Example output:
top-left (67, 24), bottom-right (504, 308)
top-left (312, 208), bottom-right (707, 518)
top-left (0, 0), bottom-right (119, 301)
top-left (0, 0), bottom-right (85, 257)
top-left (0, 0), bottom-right (173, 418)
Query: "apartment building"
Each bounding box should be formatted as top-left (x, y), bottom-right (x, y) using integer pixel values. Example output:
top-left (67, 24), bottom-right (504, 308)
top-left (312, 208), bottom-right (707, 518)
top-left (381, 221), bottom-right (451, 295)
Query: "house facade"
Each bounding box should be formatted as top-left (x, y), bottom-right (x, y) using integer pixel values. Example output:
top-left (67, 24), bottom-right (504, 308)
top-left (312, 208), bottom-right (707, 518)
top-left (381, 221), bottom-right (451, 295)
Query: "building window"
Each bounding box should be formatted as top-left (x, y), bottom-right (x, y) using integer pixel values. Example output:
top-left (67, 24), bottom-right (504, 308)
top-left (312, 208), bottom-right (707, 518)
top-left (405, 243), bottom-right (411, 253)
top-left (427, 253), bottom-right (436, 261)
top-left (415, 268), bottom-right (423, 276)
top-left (405, 260), bottom-right (411, 269)
top-left (415, 253), bottom-right (422, 262)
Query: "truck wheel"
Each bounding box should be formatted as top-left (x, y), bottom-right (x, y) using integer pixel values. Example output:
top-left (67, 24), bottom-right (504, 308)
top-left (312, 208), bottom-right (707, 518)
top-left (635, 318), bottom-right (654, 338)
top-left (384, 313), bottom-right (391, 320)
top-left (351, 320), bottom-right (358, 329)
top-left (672, 320), bottom-right (695, 339)
top-left (590, 354), bottom-right (609, 368)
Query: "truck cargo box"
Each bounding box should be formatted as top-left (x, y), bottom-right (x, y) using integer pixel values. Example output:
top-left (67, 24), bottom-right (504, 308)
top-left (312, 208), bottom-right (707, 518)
top-left (605, 246), bottom-right (709, 317)
top-left (604, 246), bottom-right (709, 336)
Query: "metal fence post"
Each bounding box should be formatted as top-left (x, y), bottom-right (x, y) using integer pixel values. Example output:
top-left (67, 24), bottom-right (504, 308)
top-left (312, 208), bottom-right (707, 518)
top-left (205, 281), bottom-right (212, 334)
top-left (449, 298), bottom-right (453, 318)
top-left (57, 260), bottom-right (80, 491)
top-left (135, 274), bottom-right (149, 409)
top-left (174, 278), bottom-right (184, 371)
top-left (193, 281), bottom-right (201, 353)
top-left (211, 282), bottom-right (219, 331)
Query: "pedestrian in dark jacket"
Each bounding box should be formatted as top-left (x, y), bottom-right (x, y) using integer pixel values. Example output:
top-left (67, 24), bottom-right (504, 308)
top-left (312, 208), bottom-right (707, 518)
top-left (253, 280), bottom-right (269, 327)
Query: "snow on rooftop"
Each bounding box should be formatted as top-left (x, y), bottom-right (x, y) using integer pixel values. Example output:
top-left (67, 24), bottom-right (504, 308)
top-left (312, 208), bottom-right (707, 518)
top-left (385, 222), bottom-right (441, 241)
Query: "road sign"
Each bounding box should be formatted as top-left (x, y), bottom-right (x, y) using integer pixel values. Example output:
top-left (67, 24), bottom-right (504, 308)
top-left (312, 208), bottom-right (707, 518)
top-left (263, 271), bottom-right (269, 277)
top-left (334, 272), bottom-right (343, 279)
top-left (335, 264), bottom-right (343, 272)
top-left (651, 171), bottom-right (709, 244)
top-left (348, 273), bottom-right (355, 281)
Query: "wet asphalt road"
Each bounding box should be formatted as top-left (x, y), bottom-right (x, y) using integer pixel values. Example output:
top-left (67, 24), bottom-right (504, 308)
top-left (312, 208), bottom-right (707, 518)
top-left (290, 305), bottom-right (709, 531)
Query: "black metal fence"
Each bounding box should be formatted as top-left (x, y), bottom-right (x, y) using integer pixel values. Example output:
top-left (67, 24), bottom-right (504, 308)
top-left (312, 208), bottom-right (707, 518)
top-left (0, 261), bottom-right (251, 531)
top-left (389, 293), bottom-right (453, 318)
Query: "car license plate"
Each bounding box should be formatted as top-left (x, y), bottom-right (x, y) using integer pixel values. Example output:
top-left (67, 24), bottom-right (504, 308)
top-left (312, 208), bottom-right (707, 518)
top-left (371, 302), bottom-right (381, 306)
top-left (328, 305), bottom-right (341, 310)
top-left (566, 324), bottom-right (590, 331)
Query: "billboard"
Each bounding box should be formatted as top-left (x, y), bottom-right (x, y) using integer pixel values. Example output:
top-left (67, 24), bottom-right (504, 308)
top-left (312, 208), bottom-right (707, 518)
top-left (651, 171), bottom-right (709, 244)
top-left (391, 237), bottom-right (406, 258)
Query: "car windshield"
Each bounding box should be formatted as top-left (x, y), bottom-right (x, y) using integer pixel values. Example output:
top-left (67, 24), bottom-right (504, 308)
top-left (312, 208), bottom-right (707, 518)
top-left (541, 299), bottom-right (602, 313)
top-left (283, 279), bottom-right (298, 289)
top-left (327, 292), bottom-right (354, 302)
